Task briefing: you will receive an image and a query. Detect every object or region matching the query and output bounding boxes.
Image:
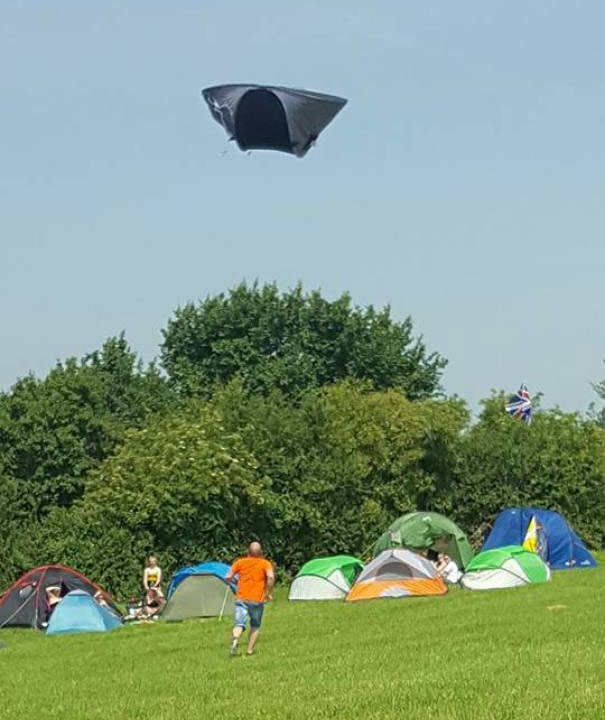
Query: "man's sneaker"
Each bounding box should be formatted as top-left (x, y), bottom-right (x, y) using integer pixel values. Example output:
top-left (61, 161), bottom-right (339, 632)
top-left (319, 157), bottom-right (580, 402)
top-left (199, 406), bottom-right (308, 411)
top-left (229, 640), bottom-right (239, 657)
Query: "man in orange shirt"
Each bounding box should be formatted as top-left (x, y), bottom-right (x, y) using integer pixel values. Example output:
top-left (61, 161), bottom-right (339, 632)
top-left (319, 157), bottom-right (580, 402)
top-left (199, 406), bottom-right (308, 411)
top-left (226, 541), bottom-right (275, 657)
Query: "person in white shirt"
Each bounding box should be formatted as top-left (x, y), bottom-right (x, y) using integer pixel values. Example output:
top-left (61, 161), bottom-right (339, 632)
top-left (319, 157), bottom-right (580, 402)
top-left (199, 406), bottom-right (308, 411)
top-left (435, 553), bottom-right (461, 585)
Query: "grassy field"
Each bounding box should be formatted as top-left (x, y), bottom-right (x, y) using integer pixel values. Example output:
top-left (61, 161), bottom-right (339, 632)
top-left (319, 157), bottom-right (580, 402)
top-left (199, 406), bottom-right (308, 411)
top-left (2, 563), bottom-right (605, 720)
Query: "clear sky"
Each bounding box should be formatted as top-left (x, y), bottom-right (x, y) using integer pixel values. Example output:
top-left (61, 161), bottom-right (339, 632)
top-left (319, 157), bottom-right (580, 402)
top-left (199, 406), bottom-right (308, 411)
top-left (2, 2), bottom-right (604, 413)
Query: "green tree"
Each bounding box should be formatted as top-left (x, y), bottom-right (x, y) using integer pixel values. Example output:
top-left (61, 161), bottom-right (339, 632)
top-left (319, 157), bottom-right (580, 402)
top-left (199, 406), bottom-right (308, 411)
top-left (590, 366), bottom-right (605, 426)
top-left (0, 334), bottom-right (174, 520)
top-left (0, 475), bottom-right (41, 589)
top-left (34, 382), bottom-right (466, 595)
top-left (37, 403), bottom-right (268, 597)
top-left (210, 381), bottom-right (467, 570)
top-left (451, 394), bottom-right (605, 548)
top-left (161, 283), bottom-right (447, 400)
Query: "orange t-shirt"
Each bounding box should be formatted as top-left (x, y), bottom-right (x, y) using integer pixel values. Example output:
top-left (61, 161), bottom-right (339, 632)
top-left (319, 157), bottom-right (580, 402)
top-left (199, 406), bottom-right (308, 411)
top-left (231, 557), bottom-right (274, 603)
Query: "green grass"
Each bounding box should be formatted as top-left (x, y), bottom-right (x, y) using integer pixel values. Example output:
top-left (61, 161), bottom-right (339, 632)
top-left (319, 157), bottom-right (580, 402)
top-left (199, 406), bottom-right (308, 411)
top-left (2, 563), bottom-right (605, 720)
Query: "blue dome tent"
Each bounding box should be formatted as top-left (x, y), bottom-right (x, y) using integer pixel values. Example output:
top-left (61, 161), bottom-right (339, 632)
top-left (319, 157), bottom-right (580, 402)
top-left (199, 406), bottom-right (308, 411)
top-left (47, 590), bottom-right (122, 635)
top-left (162, 562), bottom-right (235, 622)
top-left (166, 562), bottom-right (233, 599)
top-left (482, 508), bottom-right (596, 570)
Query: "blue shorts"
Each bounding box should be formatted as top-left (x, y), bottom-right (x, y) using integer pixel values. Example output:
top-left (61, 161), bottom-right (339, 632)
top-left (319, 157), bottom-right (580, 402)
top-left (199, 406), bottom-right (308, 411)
top-left (234, 600), bottom-right (265, 630)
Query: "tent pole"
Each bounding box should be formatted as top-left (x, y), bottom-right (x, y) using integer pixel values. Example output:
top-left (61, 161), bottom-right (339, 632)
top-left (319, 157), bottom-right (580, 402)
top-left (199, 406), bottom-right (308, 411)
top-left (218, 584), bottom-right (229, 622)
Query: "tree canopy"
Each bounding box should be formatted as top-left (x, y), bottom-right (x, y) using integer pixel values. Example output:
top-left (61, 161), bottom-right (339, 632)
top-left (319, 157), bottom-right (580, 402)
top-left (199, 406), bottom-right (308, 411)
top-left (0, 334), bottom-right (173, 520)
top-left (161, 283), bottom-right (447, 400)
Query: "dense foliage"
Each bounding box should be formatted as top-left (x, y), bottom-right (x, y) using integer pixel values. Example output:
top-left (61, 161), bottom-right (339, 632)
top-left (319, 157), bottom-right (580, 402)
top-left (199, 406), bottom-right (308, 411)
top-left (1, 285), bottom-right (604, 597)
top-left (161, 282), bottom-right (446, 400)
top-left (38, 384), bottom-right (465, 596)
top-left (450, 395), bottom-right (605, 548)
top-left (591, 370), bottom-right (605, 427)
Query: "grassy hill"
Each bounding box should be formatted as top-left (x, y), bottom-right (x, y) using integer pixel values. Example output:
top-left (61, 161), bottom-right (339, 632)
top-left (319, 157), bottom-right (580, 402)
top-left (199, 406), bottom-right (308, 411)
top-left (2, 562), bottom-right (605, 720)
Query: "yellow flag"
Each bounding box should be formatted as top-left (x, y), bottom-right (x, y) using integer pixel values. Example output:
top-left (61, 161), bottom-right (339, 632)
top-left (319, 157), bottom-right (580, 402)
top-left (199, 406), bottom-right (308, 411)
top-left (523, 516), bottom-right (538, 553)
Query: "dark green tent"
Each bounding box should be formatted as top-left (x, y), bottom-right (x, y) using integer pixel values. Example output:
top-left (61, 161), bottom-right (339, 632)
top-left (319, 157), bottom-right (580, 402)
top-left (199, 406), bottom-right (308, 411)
top-left (373, 512), bottom-right (473, 569)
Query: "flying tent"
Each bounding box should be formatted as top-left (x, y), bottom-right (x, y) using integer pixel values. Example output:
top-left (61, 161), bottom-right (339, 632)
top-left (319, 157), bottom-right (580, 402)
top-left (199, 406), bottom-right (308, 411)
top-left (346, 549), bottom-right (447, 602)
top-left (0, 565), bottom-right (117, 630)
top-left (202, 84), bottom-right (347, 157)
top-left (162, 562), bottom-right (235, 622)
top-left (47, 590), bottom-right (122, 635)
top-left (289, 555), bottom-right (363, 601)
top-left (373, 512), bottom-right (474, 569)
top-left (462, 545), bottom-right (551, 591)
top-left (482, 508), bottom-right (596, 570)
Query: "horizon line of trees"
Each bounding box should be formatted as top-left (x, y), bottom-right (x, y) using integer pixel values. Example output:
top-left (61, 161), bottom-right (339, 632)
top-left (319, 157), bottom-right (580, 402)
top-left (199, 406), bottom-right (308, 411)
top-left (2, 282), bottom-right (605, 597)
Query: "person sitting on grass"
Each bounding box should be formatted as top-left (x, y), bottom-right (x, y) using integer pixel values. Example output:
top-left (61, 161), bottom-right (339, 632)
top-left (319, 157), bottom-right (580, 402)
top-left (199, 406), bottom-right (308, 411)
top-left (435, 553), bottom-right (461, 585)
top-left (127, 587), bottom-right (165, 621)
top-left (142, 587), bottom-right (165, 619)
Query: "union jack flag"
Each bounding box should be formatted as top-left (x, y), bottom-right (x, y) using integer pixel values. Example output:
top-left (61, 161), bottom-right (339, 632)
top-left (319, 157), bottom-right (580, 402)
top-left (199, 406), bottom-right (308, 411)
top-left (505, 383), bottom-right (532, 424)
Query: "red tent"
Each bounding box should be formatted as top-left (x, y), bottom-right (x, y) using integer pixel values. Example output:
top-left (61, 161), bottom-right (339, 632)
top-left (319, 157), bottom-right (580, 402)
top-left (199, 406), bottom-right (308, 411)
top-left (0, 565), bottom-right (117, 630)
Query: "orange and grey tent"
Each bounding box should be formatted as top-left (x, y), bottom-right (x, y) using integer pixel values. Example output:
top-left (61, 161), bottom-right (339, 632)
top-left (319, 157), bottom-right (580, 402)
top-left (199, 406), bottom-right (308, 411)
top-left (345, 549), bottom-right (447, 602)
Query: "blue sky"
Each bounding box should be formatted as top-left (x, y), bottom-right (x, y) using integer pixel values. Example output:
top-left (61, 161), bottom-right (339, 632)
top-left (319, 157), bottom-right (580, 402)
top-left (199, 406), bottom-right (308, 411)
top-left (2, 2), bottom-right (604, 412)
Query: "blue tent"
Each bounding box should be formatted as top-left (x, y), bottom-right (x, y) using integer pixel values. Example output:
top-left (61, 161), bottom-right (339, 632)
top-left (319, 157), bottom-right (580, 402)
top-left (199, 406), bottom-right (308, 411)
top-left (46, 590), bottom-right (122, 635)
top-left (166, 562), bottom-right (233, 599)
top-left (482, 508), bottom-right (596, 570)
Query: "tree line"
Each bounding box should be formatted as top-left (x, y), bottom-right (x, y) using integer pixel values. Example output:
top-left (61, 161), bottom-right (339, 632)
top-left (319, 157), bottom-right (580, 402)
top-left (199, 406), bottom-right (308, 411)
top-left (1, 283), bottom-right (604, 597)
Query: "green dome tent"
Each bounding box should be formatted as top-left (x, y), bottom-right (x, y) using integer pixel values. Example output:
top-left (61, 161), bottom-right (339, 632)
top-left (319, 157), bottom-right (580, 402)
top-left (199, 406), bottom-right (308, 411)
top-left (289, 556), bottom-right (363, 601)
top-left (373, 512), bottom-right (473, 569)
top-left (461, 545), bottom-right (551, 590)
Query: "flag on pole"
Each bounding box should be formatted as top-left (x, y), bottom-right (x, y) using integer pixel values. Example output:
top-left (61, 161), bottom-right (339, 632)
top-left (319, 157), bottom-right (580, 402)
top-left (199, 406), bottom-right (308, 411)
top-left (523, 516), bottom-right (539, 553)
top-left (522, 515), bottom-right (548, 560)
top-left (505, 383), bottom-right (532, 424)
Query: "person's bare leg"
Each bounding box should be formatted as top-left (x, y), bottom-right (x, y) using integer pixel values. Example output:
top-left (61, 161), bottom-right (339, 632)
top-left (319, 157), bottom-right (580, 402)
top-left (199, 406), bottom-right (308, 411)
top-left (230, 625), bottom-right (244, 655)
top-left (246, 629), bottom-right (260, 655)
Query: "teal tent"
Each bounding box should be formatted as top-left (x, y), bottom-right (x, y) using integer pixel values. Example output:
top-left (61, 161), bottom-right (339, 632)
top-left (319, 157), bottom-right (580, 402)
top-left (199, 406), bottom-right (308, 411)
top-left (47, 590), bottom-right (122, 635)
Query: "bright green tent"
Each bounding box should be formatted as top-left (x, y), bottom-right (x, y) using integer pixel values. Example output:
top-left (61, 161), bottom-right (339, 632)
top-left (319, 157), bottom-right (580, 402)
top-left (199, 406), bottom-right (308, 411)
top-left (373, 512), bottom-right (473, 569)
top-left (289, 555), bottom-right (363, 600)
top-left (462, 545), bottom-right (551, 590)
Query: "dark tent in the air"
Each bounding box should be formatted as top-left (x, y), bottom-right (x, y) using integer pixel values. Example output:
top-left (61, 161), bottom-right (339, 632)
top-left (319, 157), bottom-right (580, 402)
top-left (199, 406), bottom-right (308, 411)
top-left (201, 84), bottom-right (347, 157)
top-left (0, 565), bottom-right (118, 630)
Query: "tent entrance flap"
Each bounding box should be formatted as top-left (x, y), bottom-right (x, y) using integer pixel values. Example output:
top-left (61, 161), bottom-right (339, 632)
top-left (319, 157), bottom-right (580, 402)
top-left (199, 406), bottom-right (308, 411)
top-left (235, 89), bottom-right (292, 152)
